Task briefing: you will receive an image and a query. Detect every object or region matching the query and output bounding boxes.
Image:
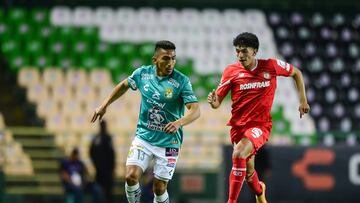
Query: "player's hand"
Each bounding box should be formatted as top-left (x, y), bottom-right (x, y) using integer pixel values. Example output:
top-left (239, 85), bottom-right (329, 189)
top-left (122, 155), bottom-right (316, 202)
top-left (91, 106), bottom-right (107, 122)
top-left (299, 102), bottom-right (310, 118)
top-left (207, 89), bottom-right (217, 105)
top-left (164, 121), bottom-right (181, 134)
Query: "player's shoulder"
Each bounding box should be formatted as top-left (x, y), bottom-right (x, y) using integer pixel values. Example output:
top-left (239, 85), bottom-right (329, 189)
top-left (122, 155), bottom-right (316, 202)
top-left (257, 58), bottom-right (278, 71)
top-left (258, 58), bottom-right (277, 65)
top-left (223, 62), bottom-right (241, 72)
top-left (221, 63), bottom-right (242, 77)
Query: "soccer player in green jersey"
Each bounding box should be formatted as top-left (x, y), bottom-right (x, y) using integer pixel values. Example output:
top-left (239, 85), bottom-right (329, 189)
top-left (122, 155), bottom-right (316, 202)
top-left (91, 40), bottom-right (200, 203)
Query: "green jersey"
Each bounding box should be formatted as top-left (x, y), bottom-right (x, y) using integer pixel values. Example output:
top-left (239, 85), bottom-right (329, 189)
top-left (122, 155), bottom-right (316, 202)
top-left (127, 65), bottom-right (198, 148)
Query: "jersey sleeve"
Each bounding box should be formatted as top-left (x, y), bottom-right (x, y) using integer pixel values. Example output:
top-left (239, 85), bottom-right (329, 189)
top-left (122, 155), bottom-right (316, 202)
top-left (216, 66), bottom-right (233, 98)
top-left (181, 78), bottom-right (198, 104)
top-left (271, 58), bottom-right (293, 77)
top-left (127, 67), bottom-right (142, 90)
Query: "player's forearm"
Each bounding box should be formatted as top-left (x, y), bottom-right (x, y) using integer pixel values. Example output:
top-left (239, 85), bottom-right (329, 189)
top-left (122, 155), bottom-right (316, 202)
top-left (177, 103), bottom-right (200, 126)
top-left (292, 68), bottom-right (308, 103)
top-left (101, 80), bottom-right (129, 108)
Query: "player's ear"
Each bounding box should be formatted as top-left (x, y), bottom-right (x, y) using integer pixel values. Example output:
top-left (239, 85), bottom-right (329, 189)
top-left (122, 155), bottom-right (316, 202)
top-left (152, 55), bottom-right (157, 64)
top-left (253, 49), bottom-right (257, 56)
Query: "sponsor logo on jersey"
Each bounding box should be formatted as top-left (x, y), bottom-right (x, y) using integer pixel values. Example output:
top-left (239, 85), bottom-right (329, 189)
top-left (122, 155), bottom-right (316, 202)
top-left (141, 73), bottom-right (153, 80)
top-left (146, 99), bottom-right (166, 108)
top-left (143, 84), bottom-right (149, 91)
top-left (147, 107), bottom-right (167, 131)
top-left (251, 128), bottom-right (263, 138)
top-left (168, 78), bottom-right (180, 88)
top-left (152, 91), bottom-right (160, 100)
top-left (165, 148), bottom-right (179, 156)
top-left (167, 158), bottom-right (177, 168)
top-left (165, 88), bottom-right (173, 99)
top-left (263, 72), bottom-right (271, 79)
top-left (240, 81), bottom-right (270, 90)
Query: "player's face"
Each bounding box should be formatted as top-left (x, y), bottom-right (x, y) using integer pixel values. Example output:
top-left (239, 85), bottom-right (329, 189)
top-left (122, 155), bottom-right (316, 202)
top-left (153, 48), bottom-right (176, 76)
top-left (235, 46), bottom-right (257, 68)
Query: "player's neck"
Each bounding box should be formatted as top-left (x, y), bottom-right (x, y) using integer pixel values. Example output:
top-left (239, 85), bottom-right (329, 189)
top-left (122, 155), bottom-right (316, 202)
top-left (244, 59), bottom-right (257, 71)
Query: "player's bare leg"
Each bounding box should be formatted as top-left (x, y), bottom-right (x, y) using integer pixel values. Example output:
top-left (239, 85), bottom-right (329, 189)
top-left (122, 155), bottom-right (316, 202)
top-left (255, 181), bottom-right (267, 203)
top-left (153, 178), bottom-right (169, 203)
top-left (227, 138), bottom-right (253, 203)
top-left (245, 156), bottom-right (267, 203)
top-left (125, 165), bottom-right (143, 203)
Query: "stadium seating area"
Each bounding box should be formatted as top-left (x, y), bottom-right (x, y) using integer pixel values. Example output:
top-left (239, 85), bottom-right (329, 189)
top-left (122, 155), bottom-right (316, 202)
top-left (267, 11), bottom-right (360, 142)
top-left (0, 113), bottom-right (33, 175)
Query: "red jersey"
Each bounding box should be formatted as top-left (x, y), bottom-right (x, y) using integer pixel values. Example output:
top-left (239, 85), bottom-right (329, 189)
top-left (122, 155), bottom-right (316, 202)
top-left (216, 58), bottom-right (293, 127)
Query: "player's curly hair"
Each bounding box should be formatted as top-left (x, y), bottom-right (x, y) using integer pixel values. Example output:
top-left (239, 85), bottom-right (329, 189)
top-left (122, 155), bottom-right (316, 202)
top-left (233, 32), bottom-right (259, 50)
top-left (155, 40), bottom-right (176, 52)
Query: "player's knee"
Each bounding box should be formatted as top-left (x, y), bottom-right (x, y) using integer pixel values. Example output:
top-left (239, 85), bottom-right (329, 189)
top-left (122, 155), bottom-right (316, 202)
top-left (153, 180), bottom-right (167, 196)
top-left (125, 172), bottom-right (139, 185)
top-left (232, 148), bottom-right (249, 159)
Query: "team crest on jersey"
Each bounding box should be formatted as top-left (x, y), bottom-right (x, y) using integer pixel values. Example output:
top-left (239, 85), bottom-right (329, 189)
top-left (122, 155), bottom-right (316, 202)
top-left (165, 88), bottom-right (173, 99)
top-left (263, 72), bottom-right (271, 79)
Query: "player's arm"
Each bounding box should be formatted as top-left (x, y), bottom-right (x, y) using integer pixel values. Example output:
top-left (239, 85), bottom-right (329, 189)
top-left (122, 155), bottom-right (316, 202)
top-left (290, 67), bottom-right (310, 118)
top-left (91, 79), bottom-right (130, 122)
top-left (164, 102), bottom-right (200, 134)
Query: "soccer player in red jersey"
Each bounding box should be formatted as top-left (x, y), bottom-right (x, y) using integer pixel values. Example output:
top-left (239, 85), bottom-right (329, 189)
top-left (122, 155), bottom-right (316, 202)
top-left (208, 32), bottom-right (310, 203)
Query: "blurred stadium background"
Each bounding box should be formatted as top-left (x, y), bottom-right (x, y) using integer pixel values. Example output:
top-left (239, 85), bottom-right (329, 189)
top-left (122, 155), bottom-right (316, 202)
top-left (0, 0), bottom-right (360, 202)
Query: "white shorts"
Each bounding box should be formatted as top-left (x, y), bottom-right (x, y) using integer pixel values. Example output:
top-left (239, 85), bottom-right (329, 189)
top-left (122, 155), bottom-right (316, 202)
top-left (126, 137), bottom-right (179, 181)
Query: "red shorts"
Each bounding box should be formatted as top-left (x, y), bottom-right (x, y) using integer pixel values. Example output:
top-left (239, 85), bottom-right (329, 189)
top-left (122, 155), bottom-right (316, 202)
top-left (230, 122), bottom-right (272, 155)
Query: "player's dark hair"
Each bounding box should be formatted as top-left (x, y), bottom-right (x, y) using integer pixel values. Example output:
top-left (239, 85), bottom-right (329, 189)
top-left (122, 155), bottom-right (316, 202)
top-left (233, 32), bottom-right (259, 50)
top-left (154, 40), bottom-right (176, 52)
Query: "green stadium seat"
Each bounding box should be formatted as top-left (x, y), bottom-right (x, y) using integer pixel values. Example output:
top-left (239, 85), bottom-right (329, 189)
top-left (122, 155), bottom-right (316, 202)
top-left (176, 58), bottom-right (195, 75)
top-left (35, 25), bottom-right (54, 40)
top-left (33, 55), bottom-right (52, 68)
top-left (70, 40), bottom-right (90, 62)
top-left (8, 55), bottom-right (30, 72)
top-left (80, 27), bottom-right (98, 43)
top-left (25, 39), bottom-right (44, 59)
top-left (1, 39), bottom-right (19, 58)
top-left (54, 26), bottom-right (76, 44)
top-left (272, 118), bottom-right (291, 135)
top-left (0, 23), bottom-right (10, 41)
top-left (138, 42), bottom-right (154, 60)
top-left (6, 8), bottom-right (27, 25)
top-left (14, 23), bottom-right (33, 41)
top-left (49, 40), bottom-right (66, 55)
top-left (116, 43), bottom-right (137, 58)
top-left (104, 57), bottom-right (124, 82)
top-left (29, 9), bottom-right (49, 26)
top-left (80, 56), bottom-right (99, 71)
top-left (128, 57), bottom-right (146, 70)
